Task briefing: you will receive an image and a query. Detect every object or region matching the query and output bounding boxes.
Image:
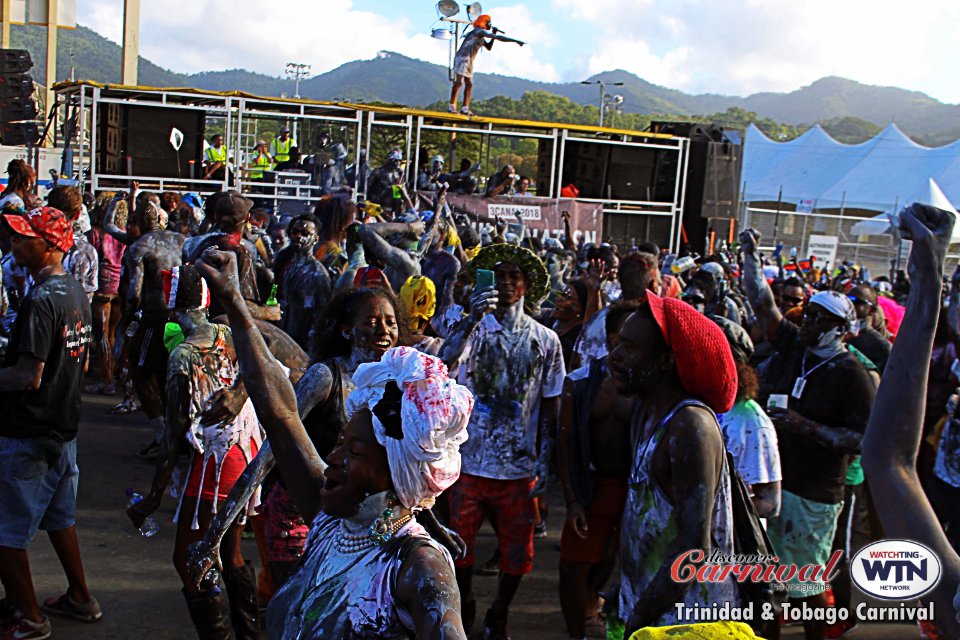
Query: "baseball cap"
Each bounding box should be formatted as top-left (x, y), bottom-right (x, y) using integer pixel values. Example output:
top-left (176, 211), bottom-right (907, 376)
top-left (280, 126), bottom-right (290, 133)
top-left (3, 206), bottom-right (74, 252)
top-left (213, 190), bottom-right (254, 226)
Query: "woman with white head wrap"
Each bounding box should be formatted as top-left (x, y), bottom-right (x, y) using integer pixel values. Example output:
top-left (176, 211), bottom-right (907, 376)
top-left (265, 346), bottom-right (474, 639)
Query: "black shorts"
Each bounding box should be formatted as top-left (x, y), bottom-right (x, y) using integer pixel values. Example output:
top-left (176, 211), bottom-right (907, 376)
top-left (129, 317), bottom-right (169, 378)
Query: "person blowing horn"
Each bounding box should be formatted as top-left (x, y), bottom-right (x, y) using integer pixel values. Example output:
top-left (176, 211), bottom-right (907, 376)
top-left (449, 14), bottom-right (523, 116)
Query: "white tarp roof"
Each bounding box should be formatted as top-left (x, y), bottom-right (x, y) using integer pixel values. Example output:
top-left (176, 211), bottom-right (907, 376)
top-left (742, 123), bottom-right (960, 212)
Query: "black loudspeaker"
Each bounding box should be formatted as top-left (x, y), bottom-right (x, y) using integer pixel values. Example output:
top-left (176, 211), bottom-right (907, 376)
top-left (560, 140), bottom-right (661, 201)
top-left (97, 104), bottom-right (205, 178)
top-left (0, 49), bottom-right (39, 146)
top-left (650, 121), bottom-right (742, 253)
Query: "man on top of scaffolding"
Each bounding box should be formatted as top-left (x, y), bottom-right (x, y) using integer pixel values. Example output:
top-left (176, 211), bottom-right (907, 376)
top-left (449, 14), bottom-right (522, 116)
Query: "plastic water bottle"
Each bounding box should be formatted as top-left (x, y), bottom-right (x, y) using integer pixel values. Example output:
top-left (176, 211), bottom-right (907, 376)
top-left (126, 488), bottom-right (159, 538)
top-left (671, 256), bottom-right (696, 274)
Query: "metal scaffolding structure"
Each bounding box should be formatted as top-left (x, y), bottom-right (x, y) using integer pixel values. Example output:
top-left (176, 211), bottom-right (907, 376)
top-left (52, 81), bottom-right (693, 251)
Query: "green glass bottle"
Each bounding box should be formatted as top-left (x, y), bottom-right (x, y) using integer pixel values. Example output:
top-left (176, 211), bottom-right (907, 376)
top-left (266, 284), bottom-right (279, 307)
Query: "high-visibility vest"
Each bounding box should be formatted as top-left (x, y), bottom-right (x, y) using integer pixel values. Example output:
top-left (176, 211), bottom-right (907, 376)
top-left (205, 145), bottom-right (227, 164)
top-left (250, 153), bottom-right (272, 179)
top-left (271, 137), bottom-right (294, 163)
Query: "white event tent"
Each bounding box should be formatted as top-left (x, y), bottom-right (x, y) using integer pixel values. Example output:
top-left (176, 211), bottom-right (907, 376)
top-left (742, 123), bottom-right (960, 213)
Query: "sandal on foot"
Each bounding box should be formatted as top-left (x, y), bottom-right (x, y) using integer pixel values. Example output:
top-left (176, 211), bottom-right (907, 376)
top-left (42, 594), bottom-right (102, 623)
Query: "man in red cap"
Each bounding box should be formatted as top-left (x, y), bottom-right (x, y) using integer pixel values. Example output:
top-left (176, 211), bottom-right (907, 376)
top-left (608, 292), bottom-right (739, 635)
top-left (0, 207), bottom-right (101, 639)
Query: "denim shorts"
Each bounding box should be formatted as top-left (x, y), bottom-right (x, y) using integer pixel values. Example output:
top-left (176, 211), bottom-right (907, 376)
top-left (0, 436), bottom-right (79, 549)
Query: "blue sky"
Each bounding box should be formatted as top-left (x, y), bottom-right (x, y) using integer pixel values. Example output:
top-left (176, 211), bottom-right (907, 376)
top-left (78, 0), bottom-right (960, 104)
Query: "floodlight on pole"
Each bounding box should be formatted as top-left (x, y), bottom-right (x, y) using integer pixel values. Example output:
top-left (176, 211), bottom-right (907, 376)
top-left (284, 62), bottom-right (311, 99)
top-left (581, 79), bottom-right (624, 127)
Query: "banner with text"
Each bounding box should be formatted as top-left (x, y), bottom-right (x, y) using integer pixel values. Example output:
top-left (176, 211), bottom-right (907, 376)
top-left (418, 192), bottom-right (604, 246)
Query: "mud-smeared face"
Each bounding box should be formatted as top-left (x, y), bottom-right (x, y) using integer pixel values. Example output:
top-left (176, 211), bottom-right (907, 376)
top-left (345, 296), bottom-right (399, 360)
top-left (320, 411), bottom-right (392, 517)
top-left (289, 219), bottom-right (317, 253)
top-left (608, 309), bottom-right (671, 397)
top-left (799, 303), bottom-right (844, 347)
top-left (553, 285), bottom-right (582, 322)
top-left (494, 262), bottom-right (527, 308)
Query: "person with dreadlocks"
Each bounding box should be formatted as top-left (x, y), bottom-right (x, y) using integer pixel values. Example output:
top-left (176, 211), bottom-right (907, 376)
top-left (0, 159), bottom-right (36, 210)
top-left (119, 192), bottom-right (186, 459)
top-left (128, 265), bottom-right (262, 639)
top-left (194, 246), bottom-right (474, 638)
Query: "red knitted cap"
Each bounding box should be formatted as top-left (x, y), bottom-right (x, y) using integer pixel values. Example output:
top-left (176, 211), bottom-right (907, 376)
top-left (646, 291), bottom-right (737, 413)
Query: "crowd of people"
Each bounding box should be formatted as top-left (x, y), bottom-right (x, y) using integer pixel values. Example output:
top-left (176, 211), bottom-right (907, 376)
top-left (1, 151), bottom-right (960, 640)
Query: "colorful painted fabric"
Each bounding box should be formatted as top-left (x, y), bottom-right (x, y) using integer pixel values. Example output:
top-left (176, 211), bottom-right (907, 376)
top-left (620, 400), bottom-right (739, 627)
top-left (347, 347), bottom-right (473, 510)
top-left (168, 324), bottom-right (264, 529)
top-left (266, 512), bottom-right (453, 639)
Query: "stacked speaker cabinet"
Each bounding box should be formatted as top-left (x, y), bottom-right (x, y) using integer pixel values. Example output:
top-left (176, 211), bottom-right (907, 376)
top-left (97, 104), bottom-right (205, 178)
top-left (0, 49), bottom-right (40, 146)
top-left (650, 121), bottom-right (742, 254)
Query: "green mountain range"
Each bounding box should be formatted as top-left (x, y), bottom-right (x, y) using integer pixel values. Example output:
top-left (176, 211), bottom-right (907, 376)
top-left (11, 23), bottom-right (960, 144)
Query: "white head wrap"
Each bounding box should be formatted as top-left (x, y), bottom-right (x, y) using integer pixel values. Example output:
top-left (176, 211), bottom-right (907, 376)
top-left (347, 346), bottom-right (473, 510)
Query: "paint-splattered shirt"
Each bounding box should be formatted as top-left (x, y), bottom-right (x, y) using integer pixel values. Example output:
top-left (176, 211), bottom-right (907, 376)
top-left (458, 310), bottom-right (565, 480)
top-left (718, 399), bottom-right (782, 486)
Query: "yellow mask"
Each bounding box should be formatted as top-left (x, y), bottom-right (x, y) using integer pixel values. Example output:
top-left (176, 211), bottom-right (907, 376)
top-left (400, 275), bottom-right (437, 325)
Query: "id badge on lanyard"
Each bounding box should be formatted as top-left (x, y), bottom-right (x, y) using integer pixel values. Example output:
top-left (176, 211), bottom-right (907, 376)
top-left (791, 377), bottom-right (807, 400)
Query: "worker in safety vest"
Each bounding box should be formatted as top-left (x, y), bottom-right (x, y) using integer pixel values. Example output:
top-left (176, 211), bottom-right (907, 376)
top-left (270, 126), bottom-right (296, 164)
top-left (203, 134), bottom-right (229, 181)
top-left (249, 140), bottom-right (273, 181)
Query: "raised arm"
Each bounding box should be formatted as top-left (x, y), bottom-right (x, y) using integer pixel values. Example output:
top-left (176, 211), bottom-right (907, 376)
top-left (196, 249), bottom-right (327, 522)
top-left (360, 223), bottom-right (420, 283)
top-left (187, 360), bottom-right (334, 588)
top-left (438, 285), bottom-right (497, 368)
top-left (739, 228), bottom-right (782, 342)
top-left (861, 203), bottom-right (960, 638)
top-left (102, 194), bottom-right (138, 245)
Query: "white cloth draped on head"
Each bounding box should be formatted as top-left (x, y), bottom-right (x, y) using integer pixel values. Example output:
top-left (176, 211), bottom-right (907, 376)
top-left (346, 346), bottom-right (473, 510)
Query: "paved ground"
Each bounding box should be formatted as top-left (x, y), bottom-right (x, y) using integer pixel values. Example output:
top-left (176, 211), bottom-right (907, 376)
top-left (8, 392), bottom-right (925, 639)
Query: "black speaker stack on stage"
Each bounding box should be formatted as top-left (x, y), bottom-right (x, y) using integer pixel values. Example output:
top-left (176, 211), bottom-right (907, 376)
top-left (649, 121), bottom-right (742, 253)
top-left (0, 49), bottom-right (40, 146)
top-left (536, 123), bottom-right (742, 252)
top-left (97, 103), bottom-right (205, 179)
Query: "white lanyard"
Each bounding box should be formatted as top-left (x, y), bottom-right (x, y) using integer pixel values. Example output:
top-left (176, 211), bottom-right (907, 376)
top-left (792, 351), bottom-right (843, 399)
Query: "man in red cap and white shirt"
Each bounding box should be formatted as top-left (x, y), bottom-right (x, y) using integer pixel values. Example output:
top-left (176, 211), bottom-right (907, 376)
top-left (608, 292), bottom-right (739, 635)
top-left (0, 207), bottom-right (100, 640)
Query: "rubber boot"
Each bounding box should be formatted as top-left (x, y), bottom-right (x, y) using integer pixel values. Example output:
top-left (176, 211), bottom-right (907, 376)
top-left (183, 586), bottom-right (235, 640)
top-left (223, 562), bottom-right (260, 640)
